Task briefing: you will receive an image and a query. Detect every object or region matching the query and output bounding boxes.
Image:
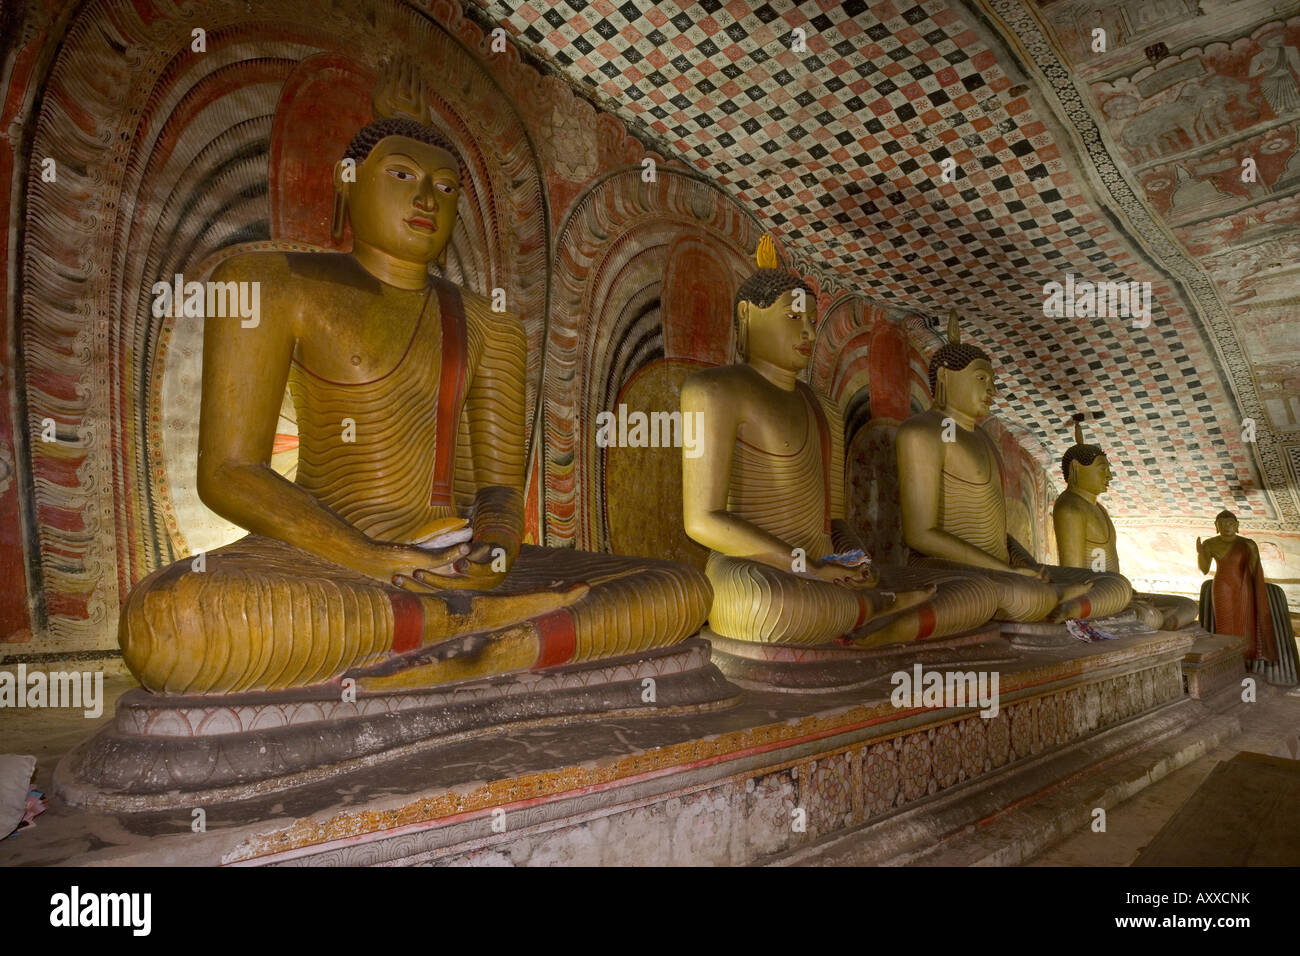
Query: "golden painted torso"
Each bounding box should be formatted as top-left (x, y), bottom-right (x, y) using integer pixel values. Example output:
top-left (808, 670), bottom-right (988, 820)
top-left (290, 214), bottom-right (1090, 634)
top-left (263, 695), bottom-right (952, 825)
top-left (277, 253), bottom-right (505, 545)
top-left (1055, 488), bottom-right (1121, 571)
top-left (938, 421), bottom-right (1007, 561)
top-left (1080, 495), bottom-right (1119, 571)
top-left (288, 286), bottom-right (459, 544)
top-left (728, 379), bottom-right (832, 558)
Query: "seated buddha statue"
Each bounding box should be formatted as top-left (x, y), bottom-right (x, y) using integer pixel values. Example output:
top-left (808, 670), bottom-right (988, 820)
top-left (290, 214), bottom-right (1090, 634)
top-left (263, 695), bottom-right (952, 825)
top-left (119, 114), bottom-right (710, 695)
top-left (680, 237), bottom-right (998, 648)
top-left (1053, 418), bottom-right (1198, 630)
top-left (896, 314), bottom-right (1132, 623)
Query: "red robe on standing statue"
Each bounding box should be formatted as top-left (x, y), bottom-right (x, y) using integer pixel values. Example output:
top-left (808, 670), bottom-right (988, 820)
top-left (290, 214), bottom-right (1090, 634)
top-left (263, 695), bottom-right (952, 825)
top-left (1212, 538), bottom-right (1278, 662)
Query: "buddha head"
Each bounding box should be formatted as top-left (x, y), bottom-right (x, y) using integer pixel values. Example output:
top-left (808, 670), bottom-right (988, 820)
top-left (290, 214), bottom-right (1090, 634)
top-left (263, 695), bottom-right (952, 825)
top-left (1062, 418), bottom-right (1111, 495)
top-left (1259, 28), bottom-right (1284, 50)
top-left (332, 117), bottom-right (463, 265)
top-left (929, 311), bottom-right (995, 418)
top-left (1215, 510), bottom-right (1239, 538)
top-left (733, 235), bottom-right (816, 372)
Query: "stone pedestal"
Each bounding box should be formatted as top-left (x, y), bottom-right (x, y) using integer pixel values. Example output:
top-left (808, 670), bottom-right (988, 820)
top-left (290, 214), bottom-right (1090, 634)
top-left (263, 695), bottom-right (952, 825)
top-left (1180, 630), bottom-right (1248, 701)
top-left (19, 628), bottom-right (1212, 867)
top-left (56, 638), bottom-right (738, 812)
top-left (705, 624), bottom-right (1012, 692)
top-left (1000, 610), bottom-right (1150, 649)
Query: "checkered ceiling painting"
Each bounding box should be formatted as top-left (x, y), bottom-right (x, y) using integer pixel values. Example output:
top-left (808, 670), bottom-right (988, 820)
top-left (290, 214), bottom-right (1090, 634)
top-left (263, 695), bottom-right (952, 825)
top-left (470, 0), bottom-right (1279, 525)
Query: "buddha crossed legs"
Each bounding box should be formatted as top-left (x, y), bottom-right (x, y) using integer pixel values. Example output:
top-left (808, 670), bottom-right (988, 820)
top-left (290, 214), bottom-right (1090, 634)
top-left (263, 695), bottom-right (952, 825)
top-left (120, 118), bottom-right (708, 694)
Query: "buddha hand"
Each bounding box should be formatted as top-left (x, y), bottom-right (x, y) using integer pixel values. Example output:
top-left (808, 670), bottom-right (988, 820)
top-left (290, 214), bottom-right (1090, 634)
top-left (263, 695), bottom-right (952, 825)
top-left (448, 540), bottom-right (512, 590)
top-left (875, 584), bottom-right (937, 616)
top-left (365, 540), bottom-right (472, 590)
top-left (804, 559), bottom-right (879, 589)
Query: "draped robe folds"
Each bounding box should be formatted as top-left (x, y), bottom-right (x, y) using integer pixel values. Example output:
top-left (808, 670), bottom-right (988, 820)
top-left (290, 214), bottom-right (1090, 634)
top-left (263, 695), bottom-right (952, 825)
top-left (1212, 538), bottom-right (1278, 662)
top-left (704, 384), bottom-right (997, 645)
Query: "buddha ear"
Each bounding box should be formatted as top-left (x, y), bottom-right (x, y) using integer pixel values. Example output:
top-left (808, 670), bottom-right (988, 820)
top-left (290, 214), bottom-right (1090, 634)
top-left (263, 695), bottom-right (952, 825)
top-left (933, 367), bottom-right (948, 408)
top-left (331, 160), bottom-right (350, 241)
top-left (735, 301), bottom-right (750, 359)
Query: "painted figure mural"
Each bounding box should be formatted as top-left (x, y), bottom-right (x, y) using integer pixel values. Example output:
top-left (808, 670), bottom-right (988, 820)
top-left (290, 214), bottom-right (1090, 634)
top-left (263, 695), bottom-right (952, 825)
top-left (1249, 27), bottom-right (1300, 116)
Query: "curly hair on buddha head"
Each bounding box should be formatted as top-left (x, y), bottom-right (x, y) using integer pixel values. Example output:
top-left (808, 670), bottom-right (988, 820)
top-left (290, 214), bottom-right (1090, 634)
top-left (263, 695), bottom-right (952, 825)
top-left (927, 309), bottom-right (991, 396)
top-left (1061, 416), bottom-right (1106, 482)
top-left (733, 235), bottom-right (813, 358)
top-left (342, 117), bottom-right (464, 176)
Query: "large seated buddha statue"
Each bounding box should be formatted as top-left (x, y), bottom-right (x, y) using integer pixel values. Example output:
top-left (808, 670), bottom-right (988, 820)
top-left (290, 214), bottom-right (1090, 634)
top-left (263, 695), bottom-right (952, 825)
top-left (1053, 419), bottom-right (1198, 630)
top-left (119, 113), bottom-right (710, 695)
top-left (680, 238), bottom-right (998, 648)
top-left (896, 314), bottom-right (1132, 623)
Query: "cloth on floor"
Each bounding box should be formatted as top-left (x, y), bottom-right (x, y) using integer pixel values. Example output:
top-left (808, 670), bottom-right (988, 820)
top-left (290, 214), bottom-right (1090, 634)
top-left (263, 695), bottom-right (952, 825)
top-left (0, 754), bottom-right (36, 838)
top-left (1066, 619), bottom-right (1118, 643)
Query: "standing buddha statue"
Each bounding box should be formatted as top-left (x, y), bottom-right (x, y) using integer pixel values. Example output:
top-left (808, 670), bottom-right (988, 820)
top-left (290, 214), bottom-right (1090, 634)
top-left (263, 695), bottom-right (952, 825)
top-left (1197, 511), bottom-right (1278, 663)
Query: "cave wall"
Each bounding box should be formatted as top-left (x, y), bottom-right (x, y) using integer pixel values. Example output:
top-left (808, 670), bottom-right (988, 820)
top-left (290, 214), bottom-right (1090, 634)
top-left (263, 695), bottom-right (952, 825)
top-left (0, 0), bottom-right (1095, 657)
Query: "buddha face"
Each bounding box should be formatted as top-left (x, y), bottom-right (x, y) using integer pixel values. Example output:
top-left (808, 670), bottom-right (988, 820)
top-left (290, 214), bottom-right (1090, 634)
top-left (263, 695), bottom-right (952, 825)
top-left (738, 288), bottom-right (816, 372)
top-left (340, 135), bottom-right (460, 264)
top-left (1215, 513), bottom-right (1239, 537)
top-left (938, 359), bottom-right (995, 419)
top-left (1071, 454), bottom-right (1111, 495)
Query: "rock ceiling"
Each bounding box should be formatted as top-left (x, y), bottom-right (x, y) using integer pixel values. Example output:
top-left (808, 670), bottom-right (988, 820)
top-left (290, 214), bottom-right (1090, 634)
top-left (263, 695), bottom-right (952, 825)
top-left (468, 0), bottom-right (1300, 530)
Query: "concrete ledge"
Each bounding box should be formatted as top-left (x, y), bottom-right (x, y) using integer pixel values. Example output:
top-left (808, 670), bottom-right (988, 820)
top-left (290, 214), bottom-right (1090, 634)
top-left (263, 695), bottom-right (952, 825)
top-left (776, 699), bottom-right (1239, 866)
top-left (1181, 630), bottom-right (1247, 701)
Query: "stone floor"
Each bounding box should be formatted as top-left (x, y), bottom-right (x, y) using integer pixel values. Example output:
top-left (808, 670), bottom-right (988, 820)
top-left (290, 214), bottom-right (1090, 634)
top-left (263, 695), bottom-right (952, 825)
top-left (1133, 751), bottom-right (1300, 866)
top-left (1026, 684), bottom-right (1300, 866)
top-left (2, 673), bottom-right (134, 797)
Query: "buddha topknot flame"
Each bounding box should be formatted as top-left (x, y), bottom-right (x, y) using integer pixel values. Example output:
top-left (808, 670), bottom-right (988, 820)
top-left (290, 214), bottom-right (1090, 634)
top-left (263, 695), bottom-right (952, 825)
top-left (372, 56), bottom-right (431, 123)
top-left (928, 308), bottom-right (991, 395)
top-left (734, 234), bottom-right (810, 313)
top-left (1061, 413), bottom-right (1105, 481)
